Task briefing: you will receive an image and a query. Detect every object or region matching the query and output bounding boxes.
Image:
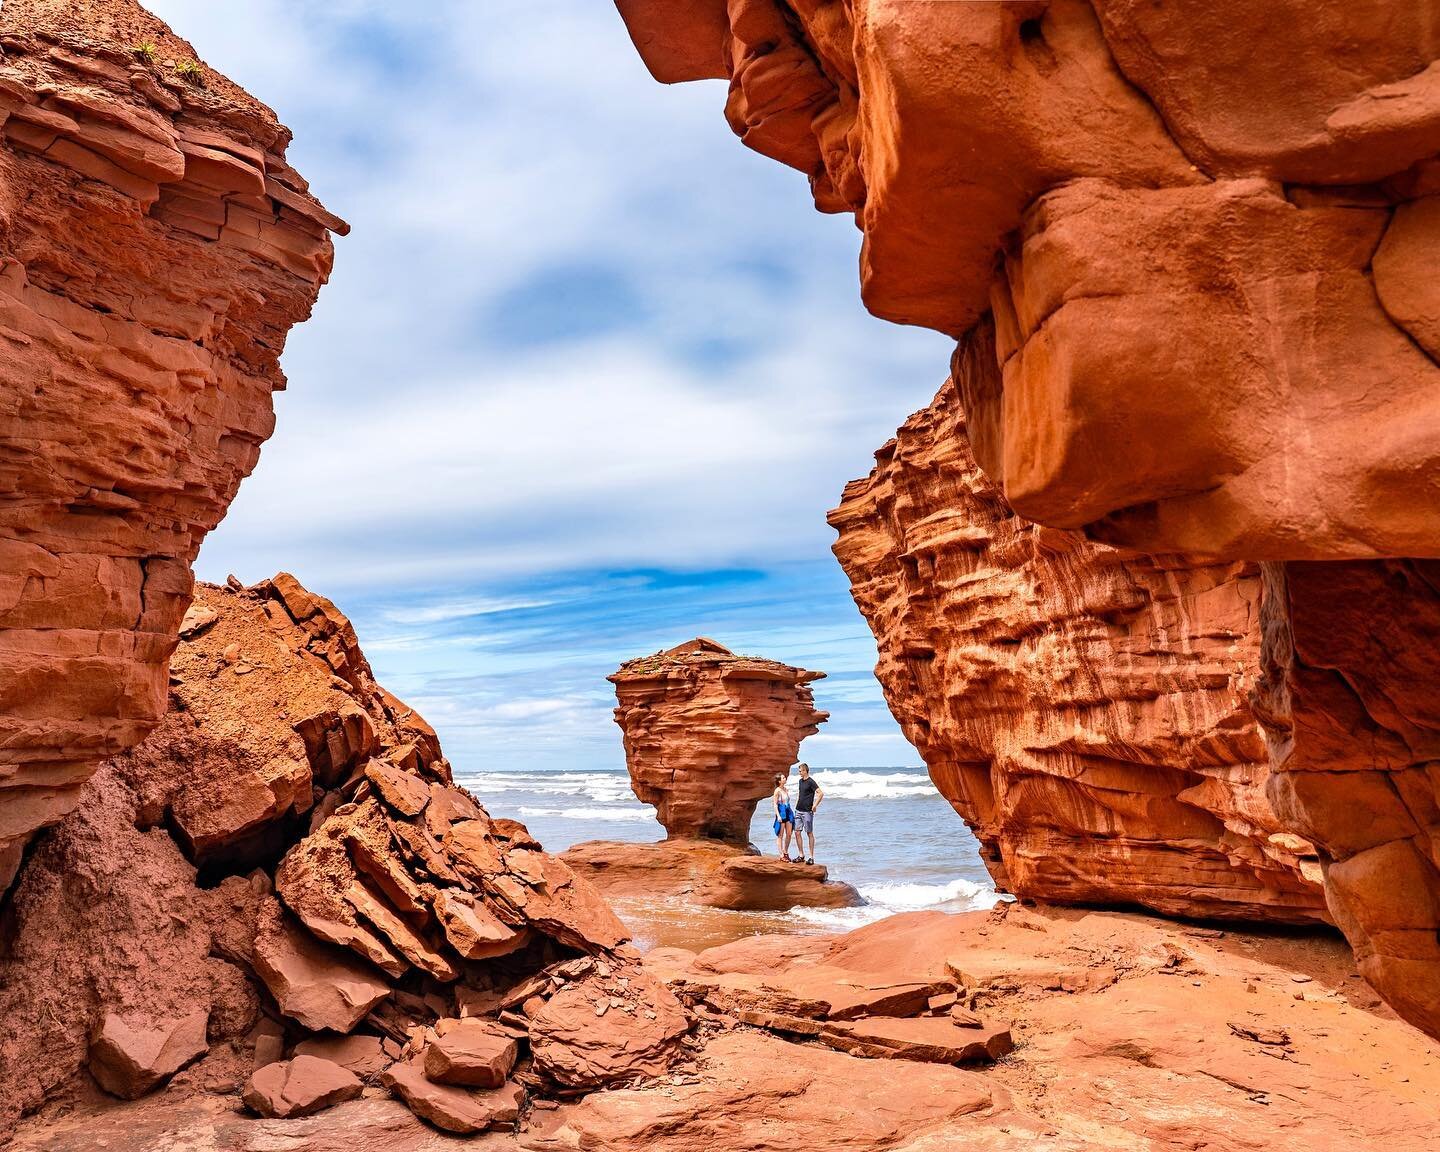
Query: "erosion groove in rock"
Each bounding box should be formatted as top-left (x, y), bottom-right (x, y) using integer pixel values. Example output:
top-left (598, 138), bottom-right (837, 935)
top-left (608, 638), bottom-right (827, 842)
top-left (0, 0), bottom-right (347, 888)
top-left (829, 380), bottom-right (1328, 925)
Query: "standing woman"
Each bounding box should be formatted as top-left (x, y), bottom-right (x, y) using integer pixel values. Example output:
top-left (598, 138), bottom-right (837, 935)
top-left (772, 773), bottom-right (795, 860)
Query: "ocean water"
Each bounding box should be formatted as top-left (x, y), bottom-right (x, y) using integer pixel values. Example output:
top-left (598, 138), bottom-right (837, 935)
top-left (457, 766), bottom-right (998, 946)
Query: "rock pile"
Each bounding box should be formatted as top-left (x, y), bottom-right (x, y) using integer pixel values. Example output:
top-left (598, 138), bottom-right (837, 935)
top-left (0, 575), bottom-right (692, 1131)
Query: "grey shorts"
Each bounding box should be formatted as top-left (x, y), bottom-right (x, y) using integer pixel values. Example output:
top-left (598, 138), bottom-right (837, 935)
top-left (794, 810), bottom-right (814, 834)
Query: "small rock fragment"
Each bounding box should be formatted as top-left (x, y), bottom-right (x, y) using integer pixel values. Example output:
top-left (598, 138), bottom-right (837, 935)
top-left (89, 1010), bottom-right (210, 1100)
top-left (243, 1055), bottom-right (363, 1118)
top-left (423, 1018), bottom-right (518, 1087)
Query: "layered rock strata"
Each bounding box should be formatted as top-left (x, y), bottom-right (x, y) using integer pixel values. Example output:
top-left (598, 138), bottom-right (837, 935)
top-left (0, 575), bottom-right (688, 1131)
top-left (0, 0), bottom-right (346, 890)
top-left (608, 638), bottom-right (827, 841)
top-left (616, 1), bottom-right (1440, 1038)
top-left (829, 380), bottom-right (1327, 924)
top-left (1258, 561), bottom-right (1440, 1038)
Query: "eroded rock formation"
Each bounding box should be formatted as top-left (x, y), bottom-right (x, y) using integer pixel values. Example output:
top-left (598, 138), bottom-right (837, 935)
top-left (566, 640), bottom-right (856, 919)
top-left (0, 575), bottom-right (685, 1132)
top-left (829, 380), bottom-right (1327, 924)
top-left (615, 0), bottom-right (1440, 1040)
top-left (0, 0), bottom-right (347, 890)
top-left (608, 638), bottom-right (827, 842)
top-left (616, 0), bottom-right (1440, 559)
top-left (1257, 561), bottom-right (1440, 1038)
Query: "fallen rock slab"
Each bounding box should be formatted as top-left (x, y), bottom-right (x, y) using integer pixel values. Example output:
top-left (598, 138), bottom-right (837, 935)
top-left (423, 1018), bottom-right (518, 1087)
top-left (529, 967), bottom-right (690, 1089)
top-left (381, 1056), bottom-right (522, 1134)
top-left (243, 1055), bottom-right (363, 1118)
top-left (88, 1010), bottom-right (209, 1100)
top-left (820, 1015), bottom-right (1013, 1065)
top-left (522, 1030), bottom-right (994, 1151)
top-left (559, 838), bottom-right (741, 900)
top-left (695, 856), bottom-right (862, 912)
top-left (796, 974), bottom-right (953, 1021)
top-left (252, 901), bottom-right (390, 1033)
top-left (293, 1034), bottom-right (397, 1079)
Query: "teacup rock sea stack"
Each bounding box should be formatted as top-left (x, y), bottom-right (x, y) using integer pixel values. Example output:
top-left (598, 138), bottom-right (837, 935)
top-left (563, 640), bottom-right (860, 913)
top-left (615, 0), bottom-right (1440, 1041)
top-left (608, 639), bottom-right (827, 842)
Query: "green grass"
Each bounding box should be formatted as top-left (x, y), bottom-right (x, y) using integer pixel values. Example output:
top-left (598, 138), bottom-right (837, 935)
top-left (174, 58), bottom-right (206, 87)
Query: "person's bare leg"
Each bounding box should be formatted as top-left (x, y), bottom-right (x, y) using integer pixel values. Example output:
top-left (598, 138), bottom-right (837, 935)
top-left (806, 827), bottom-right (815, 863)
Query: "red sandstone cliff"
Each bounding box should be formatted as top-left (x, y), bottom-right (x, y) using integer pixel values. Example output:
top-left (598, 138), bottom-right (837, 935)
top-left (616, 1), bottom-right (1440, 1039)
top-left (0, 0), bottom-right (346, 891)
top-left (608, 639), bottom-right (827, 841)
top-left (829, 380), bottom-right (1327, 925)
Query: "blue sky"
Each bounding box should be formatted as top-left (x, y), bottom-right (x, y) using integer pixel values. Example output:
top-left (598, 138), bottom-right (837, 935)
top-left (149, 1), bottom-right (950, 772)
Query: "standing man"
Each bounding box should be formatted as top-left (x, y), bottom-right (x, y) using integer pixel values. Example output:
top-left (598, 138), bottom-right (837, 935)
top-left (793, 763), bottom-right (823, 865)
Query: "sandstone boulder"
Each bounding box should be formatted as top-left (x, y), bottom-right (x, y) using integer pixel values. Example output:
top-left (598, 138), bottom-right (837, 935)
top-left (292, 1034), bottom-right (396, 1079)
top-left (252, 901), bottom-right (390, 1033)
top-left (380, 1056), bottom-right (523, 1134)
top-left (529, 967), bottom-right (690, 1089)
top-left (423, 1018), bottom-right (518, 1088)
top-left (243, 1055), bottom-right (363, 1119)
top-left (694, 856), bottom-right (861, 912)
top-left (88, 1010), bottom-right (209, 1100)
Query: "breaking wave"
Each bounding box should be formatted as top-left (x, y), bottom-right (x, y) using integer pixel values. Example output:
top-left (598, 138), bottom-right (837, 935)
top-left (517, 805), bottom-right (657, 824)
top-left (463, 771), bottom-right (637, 806)
top-left (788, 876), bottom-right (994, 931)
top-left (809, 769), bottom-right (935, 800)
top-left (461, 768), bottom-right (934, 806)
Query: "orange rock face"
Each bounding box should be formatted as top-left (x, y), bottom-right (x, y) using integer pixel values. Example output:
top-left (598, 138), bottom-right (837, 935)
top-left (615, 0), bottom-right (1440, 560)
top-left (0, 0), bottom-right (346, 889)
top-left (830, 380), bottom-right (1327, 925)
top-left (608, 639), bottom-right (827, 841)
top-left (1258, 560), bottom-right (1440, 1039)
